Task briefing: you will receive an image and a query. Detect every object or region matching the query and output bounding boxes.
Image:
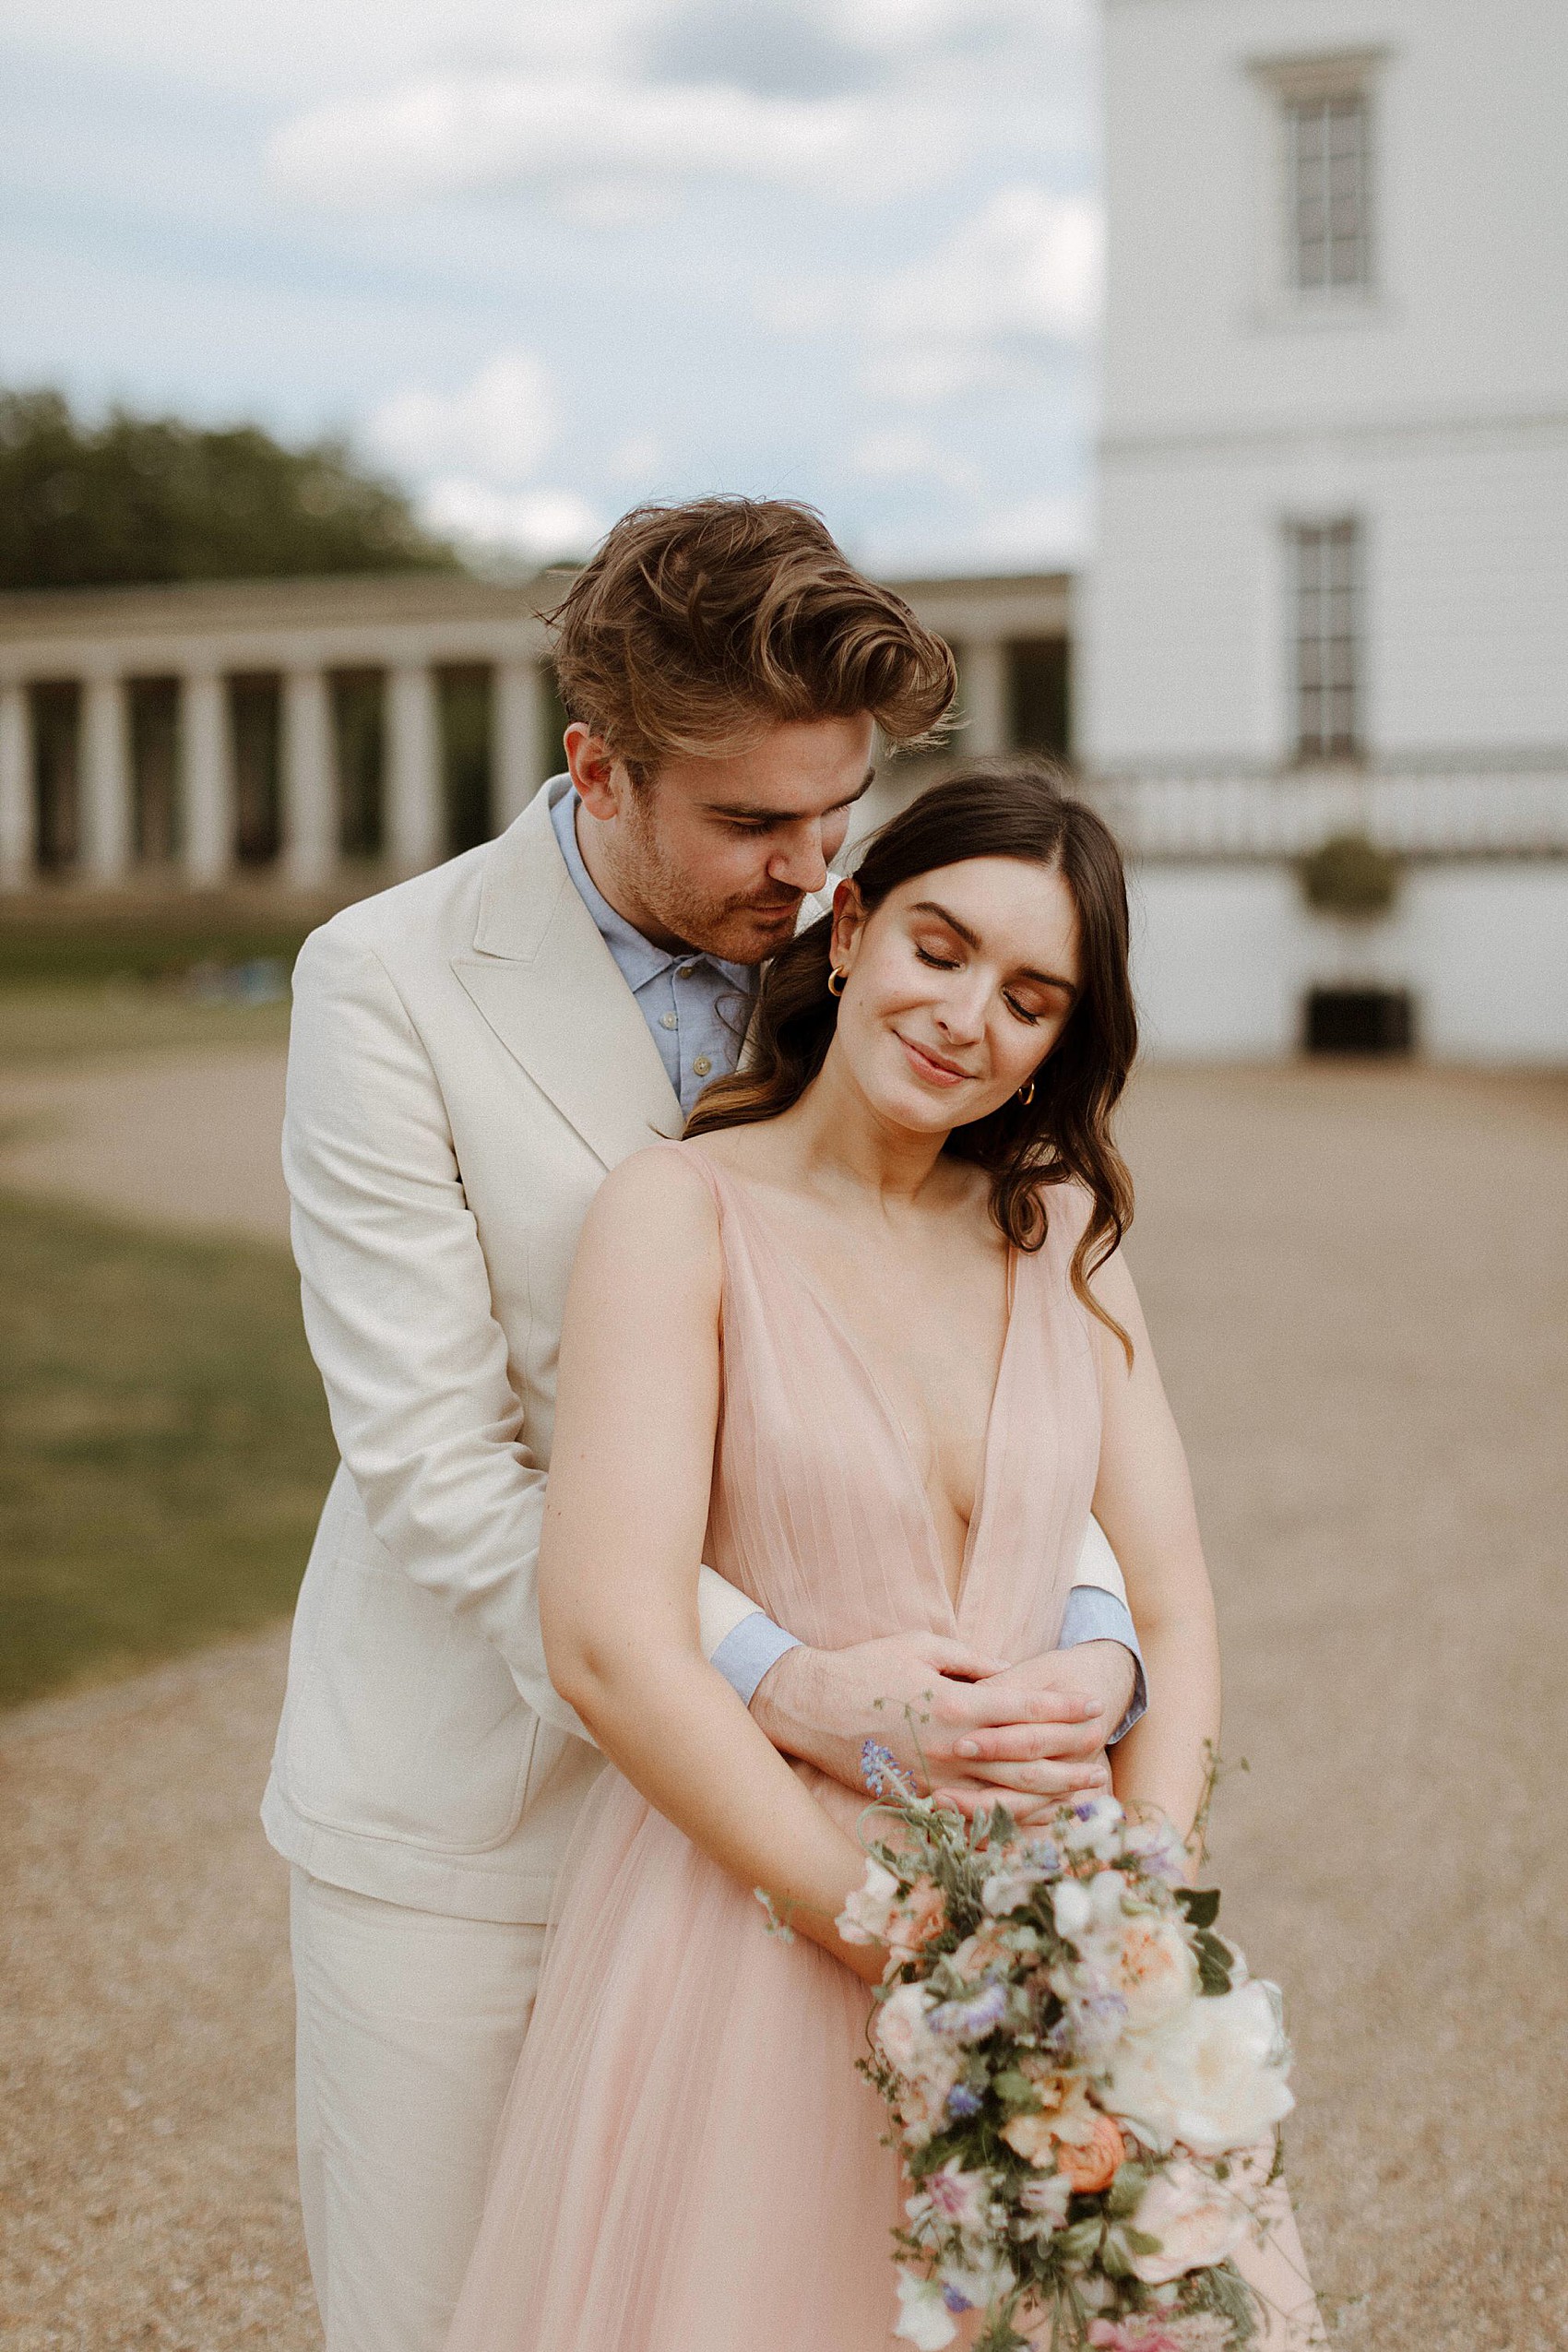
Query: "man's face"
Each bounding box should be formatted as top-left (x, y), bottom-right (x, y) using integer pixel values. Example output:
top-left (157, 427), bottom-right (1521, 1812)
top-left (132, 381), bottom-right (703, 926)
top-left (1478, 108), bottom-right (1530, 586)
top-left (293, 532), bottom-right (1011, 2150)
top-left (566, 715), bottom-right (876, 966)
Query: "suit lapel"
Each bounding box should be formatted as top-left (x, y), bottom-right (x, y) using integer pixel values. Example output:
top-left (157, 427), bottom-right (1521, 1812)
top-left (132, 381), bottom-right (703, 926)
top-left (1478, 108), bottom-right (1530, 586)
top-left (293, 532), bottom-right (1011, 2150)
top-left (453, 786), bottom-right (683, 1170)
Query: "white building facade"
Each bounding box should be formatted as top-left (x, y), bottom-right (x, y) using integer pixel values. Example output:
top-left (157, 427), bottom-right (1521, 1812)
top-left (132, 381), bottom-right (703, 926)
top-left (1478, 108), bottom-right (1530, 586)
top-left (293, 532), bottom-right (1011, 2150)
top-left (1083, 0), bottom-right (1568, 1061)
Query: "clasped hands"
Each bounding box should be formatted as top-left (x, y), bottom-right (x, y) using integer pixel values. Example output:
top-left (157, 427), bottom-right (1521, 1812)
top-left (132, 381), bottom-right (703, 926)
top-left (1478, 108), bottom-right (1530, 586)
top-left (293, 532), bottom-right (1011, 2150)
top-left (751, 1629), bottom-right (1134, 1826)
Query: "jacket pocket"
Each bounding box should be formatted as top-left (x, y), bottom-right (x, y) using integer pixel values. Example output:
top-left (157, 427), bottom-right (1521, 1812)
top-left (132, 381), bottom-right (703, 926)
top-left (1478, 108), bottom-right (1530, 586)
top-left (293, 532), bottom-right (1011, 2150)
top-left (281, 1550), bottom-right (537, 1855)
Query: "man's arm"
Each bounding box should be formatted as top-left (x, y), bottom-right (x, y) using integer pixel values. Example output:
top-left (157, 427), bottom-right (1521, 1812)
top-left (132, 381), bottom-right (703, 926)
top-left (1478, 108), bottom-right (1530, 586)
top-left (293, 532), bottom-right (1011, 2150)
top-left (284, 921), bottom-right (755, 1739)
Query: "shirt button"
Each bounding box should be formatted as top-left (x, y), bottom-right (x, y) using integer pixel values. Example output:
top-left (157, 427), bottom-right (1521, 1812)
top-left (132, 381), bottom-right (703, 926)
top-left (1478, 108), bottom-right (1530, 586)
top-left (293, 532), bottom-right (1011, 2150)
top-left (677, 963), bottom-right (696, 979)
top-left (692, 1054), bottom-right (713, 1077)
top-left (659, 1011), bottom-right (678, 1030)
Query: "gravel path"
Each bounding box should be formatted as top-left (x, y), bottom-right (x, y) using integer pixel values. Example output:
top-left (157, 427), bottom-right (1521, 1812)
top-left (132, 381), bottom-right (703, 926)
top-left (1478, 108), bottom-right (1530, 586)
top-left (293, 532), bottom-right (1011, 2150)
top-left (2, 1062), bottom-right (1564, 2350)
top-left (0, 1051), bottom-right (290, 1241)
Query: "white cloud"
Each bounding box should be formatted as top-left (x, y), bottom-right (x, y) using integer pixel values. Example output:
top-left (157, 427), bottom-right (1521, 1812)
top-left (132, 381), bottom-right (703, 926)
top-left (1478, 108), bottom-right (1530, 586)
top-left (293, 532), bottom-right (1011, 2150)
top-left (866, 186), bottom-right (1103, 404)
top-left (850, 426), bottom-right (980, 494)
top-left (418, 477), bottom-right (601, 560)
top-left (268, 69), bottom-right (923, 208)
top-left (604, 430), bottom-right (665, 481)
top-left (367, 350), bottom-right (557, 485)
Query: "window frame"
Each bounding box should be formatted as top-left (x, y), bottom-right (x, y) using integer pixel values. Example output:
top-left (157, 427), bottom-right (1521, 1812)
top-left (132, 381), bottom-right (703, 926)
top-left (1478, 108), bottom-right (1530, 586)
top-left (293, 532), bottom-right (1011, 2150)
top-left (1287, 515), bottom-right (1364, 766)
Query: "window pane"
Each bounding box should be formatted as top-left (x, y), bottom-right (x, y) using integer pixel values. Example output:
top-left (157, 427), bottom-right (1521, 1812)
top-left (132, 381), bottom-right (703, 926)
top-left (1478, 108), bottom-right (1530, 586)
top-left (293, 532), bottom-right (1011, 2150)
top-left (1291, 520), bottom-right (1361, 759)
top-left (1285, 89), bottom-right (1370, 291)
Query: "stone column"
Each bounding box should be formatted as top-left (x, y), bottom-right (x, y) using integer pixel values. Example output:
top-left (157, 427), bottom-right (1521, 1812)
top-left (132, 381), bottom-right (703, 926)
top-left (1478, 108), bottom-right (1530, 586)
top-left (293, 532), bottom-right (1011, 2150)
top-left (0, 680), bottom-right (32, 890)
top-left (959, 637), bottom-right (1010, 756)
top-left (281, 665), bottom-right (338, 889)
top-left (181, 668), bottom-right (232, 885)
top-left (81, 670), bottom-right (133, 884)
top-left (386, 659), bottom-right (443, 872)
top-left (493, 658), bottom-right (548, 829)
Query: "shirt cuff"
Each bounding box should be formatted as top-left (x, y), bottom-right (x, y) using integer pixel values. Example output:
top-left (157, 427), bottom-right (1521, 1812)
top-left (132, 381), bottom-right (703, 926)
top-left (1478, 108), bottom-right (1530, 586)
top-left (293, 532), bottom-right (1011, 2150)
top-left (1058, 1583), bottom-right (1147, 1744)
top-left (710, 1610), bottom-right (802, 1708)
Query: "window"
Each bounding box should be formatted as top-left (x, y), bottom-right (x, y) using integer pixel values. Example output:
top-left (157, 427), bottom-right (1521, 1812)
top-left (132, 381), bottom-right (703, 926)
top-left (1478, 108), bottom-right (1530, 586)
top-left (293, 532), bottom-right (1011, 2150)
top-left (1284, 88), bottom-right (1371, 291)
top-left (1291, 519), bottom-right (1360, 761)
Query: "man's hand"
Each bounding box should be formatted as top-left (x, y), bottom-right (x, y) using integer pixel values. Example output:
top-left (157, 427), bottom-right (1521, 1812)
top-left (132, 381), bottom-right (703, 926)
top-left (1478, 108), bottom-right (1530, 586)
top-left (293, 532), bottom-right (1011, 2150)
top-left (749, 1631), bottom-right (1115, 1819)
top-left (930, 1641), bottom-right (1135, 1823)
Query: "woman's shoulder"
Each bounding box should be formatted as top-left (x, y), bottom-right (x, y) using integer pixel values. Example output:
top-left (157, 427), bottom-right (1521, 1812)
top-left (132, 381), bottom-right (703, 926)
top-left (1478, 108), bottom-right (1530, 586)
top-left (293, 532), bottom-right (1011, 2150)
top-left (585, 1142), bottom-right (724, 1262)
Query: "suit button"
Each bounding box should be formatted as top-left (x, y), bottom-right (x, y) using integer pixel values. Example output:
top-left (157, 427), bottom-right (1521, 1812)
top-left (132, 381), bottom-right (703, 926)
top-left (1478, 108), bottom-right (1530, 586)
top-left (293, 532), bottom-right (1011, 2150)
top-left (693, 1054), bottom-right (713, 1077)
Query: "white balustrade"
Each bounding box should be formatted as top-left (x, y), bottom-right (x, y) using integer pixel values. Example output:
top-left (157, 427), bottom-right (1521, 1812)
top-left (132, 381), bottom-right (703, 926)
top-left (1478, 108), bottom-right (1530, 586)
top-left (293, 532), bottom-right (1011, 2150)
top-left (493, 658), bottom-right (548, 829)
top-left (1090, 769), bottom-right (1568, 861)
top-left (181, 670), bottom-right (233, 885)
top-left (0, 681), bottom-right (32, 889)
top-left (81, 671), bottom-right (132, 883)
top-left (386, 659), bottom-right (443, 872)
top-left (281, 666), bottom-right (338, 889)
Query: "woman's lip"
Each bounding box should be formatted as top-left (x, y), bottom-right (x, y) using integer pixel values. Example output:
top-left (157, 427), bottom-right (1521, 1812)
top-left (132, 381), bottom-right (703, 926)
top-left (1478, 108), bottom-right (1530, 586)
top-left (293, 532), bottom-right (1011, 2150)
top-left (896, 1031), bottom-right (970, 1087)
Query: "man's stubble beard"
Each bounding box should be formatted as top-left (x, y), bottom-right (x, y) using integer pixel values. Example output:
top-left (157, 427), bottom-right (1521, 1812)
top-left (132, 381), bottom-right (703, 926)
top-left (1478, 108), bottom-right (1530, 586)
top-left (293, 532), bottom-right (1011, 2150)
top-left (625, 811), bottom-right (802, 968)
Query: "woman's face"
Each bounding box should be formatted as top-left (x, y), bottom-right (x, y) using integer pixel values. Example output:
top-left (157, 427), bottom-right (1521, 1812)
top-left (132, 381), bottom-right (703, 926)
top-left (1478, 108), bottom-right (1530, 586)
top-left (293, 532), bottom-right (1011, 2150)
top-left (828, 855), bottom-right (1082, 1135)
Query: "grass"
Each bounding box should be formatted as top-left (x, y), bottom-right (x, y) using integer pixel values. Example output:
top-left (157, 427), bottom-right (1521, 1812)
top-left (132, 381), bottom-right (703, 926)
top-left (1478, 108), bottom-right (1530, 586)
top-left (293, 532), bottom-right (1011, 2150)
top-left (0, 1192), bottom-right (335, 1709)
top-left (0, 981), bottom-right (291, 1069)
top-left (0, 904), bottom-right (324, 988)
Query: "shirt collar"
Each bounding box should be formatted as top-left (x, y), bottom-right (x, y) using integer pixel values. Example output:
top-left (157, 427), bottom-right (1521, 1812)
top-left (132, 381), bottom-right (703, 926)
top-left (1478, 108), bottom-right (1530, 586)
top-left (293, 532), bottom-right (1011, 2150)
top-left (550, 778), bottom-right (754, 998)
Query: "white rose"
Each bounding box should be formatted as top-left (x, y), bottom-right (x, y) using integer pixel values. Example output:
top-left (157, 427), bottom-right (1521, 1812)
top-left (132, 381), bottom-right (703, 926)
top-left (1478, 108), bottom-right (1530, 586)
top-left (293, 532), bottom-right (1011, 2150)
top-left (874, 1982), bottom-right (936, 2073)
top-left (1102, 1980), bottom-right (1295, 2156)
top-left (894, 2270), bottom-right (958, 2348)
top-left (1115, 1915), bottom-right (1200, 2032)
top-left (1125, 2157), bottom-right (1252, 2282)
top-left (1052, 1880), bottom-right (1094, 1938)
top-left (838, 1860), bottom-right (900, 1945)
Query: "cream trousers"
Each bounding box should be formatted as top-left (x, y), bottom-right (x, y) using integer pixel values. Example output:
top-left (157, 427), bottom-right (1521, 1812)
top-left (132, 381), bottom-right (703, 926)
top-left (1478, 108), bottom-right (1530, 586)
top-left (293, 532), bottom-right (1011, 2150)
top-left (290, 1869), bottom-right (547, 2352)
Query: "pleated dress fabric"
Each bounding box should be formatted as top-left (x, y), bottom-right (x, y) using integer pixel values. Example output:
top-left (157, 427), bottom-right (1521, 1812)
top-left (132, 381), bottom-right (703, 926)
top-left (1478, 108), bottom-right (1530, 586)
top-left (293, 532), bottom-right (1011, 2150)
top-left (441, 1145), bottom-right (1104, 2352)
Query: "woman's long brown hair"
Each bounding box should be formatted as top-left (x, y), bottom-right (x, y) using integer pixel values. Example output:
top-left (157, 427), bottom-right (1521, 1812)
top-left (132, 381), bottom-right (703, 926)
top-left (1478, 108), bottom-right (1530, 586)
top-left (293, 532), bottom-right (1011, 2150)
top-left (686, 760), bottom-right (1139, 1356)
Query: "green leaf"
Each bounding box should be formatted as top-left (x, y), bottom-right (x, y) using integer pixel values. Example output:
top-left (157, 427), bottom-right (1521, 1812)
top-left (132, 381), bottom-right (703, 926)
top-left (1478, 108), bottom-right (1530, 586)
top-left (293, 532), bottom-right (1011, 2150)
top-left (992, 2071), bottom-right (1040, 2112)
top-left (1121, 2227), bottom-right (1164, 2257)
top-left (1176, 1886), bottom-right (1221, 1930)
top-left (1105, 2163), bottom-right (1150, 2218)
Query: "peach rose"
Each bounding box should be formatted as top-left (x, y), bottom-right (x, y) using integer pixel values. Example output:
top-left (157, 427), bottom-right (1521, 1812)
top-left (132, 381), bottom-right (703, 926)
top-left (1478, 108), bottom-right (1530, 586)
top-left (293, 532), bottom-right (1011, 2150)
top-left (951, 1925), bottom-right (1013, 1979)
top-left (887, 1874), bottom-right (948, 1959)
top-left (1053, 2113), bottom-right (1126, 2194)
top-left (999, 2065), bottom-right (1099, 2166)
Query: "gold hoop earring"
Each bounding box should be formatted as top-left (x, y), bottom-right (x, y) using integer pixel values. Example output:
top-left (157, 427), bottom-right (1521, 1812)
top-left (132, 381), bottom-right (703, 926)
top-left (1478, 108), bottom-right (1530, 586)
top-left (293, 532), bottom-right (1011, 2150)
top-left (1017, 1077), bottom-right (1036, 1106)
top-left (827, 967), bottom-right (847, 997)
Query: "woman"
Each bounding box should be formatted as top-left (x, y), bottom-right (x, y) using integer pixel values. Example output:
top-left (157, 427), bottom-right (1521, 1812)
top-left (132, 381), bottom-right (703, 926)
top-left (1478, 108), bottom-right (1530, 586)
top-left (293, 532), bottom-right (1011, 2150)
top-left (443, 766), bottom-right (1322, 2349)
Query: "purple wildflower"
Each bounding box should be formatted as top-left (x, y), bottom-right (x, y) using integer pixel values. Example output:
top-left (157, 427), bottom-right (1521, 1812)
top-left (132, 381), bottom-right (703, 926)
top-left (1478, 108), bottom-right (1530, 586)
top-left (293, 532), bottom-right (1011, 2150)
top-left (943, 2284), bottom-right (976, 2314)
top-left (946, 2083), bottom-right (983, 2120)
top-left (931, 1981), bottom-right (1008, 2042)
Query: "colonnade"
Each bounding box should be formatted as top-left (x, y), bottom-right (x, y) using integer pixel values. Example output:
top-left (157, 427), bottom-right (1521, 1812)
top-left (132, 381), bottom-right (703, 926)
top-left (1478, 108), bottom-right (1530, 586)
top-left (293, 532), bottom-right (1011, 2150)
top-left (0, 651), bottom-right (550, 891)
top-left (0, 570), bottom-right (1074, 894)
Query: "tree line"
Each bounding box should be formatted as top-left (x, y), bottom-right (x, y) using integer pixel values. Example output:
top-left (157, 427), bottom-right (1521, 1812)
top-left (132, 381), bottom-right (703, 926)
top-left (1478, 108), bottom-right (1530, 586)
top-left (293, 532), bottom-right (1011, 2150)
top-left (0, 389), bottom-right (461, 591)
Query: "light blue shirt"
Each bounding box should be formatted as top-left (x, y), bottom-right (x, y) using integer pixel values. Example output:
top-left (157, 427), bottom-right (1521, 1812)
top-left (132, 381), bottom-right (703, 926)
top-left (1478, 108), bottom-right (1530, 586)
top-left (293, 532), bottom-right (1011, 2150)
top-left (548, 776), bottom-right (1146, 1740)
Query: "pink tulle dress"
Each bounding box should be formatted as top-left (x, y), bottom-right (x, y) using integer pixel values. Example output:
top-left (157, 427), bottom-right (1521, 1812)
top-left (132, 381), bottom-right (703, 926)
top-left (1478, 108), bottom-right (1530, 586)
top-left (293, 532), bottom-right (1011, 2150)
top-left (442, 1146), bottom-right (1103, 2352)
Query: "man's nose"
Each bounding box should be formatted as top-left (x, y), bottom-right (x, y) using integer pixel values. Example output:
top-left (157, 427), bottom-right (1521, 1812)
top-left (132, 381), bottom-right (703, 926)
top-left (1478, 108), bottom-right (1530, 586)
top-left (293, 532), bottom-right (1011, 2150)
top-left (766, 826), bottom-right (829, 896)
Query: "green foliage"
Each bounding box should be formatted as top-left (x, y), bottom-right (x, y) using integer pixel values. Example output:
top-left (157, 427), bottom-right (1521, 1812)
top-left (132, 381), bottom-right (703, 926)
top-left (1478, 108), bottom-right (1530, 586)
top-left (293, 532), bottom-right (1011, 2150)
top-left (0, 1194), bottom-right (335, 1706)
top-left (1300, 830), bottom-right (1401, 920)
top-left (0, 387), bottom-right (461, 589)
top-left (0, 910), bottom-right (316, 989)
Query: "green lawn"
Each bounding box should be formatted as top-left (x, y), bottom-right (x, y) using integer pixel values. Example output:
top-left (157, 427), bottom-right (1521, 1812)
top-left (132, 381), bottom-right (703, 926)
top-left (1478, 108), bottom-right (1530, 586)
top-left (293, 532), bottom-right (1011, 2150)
top-left (0, 1193), bottom-right (334, 1708)
top-left (0, 981), bottom-right (291, 1069)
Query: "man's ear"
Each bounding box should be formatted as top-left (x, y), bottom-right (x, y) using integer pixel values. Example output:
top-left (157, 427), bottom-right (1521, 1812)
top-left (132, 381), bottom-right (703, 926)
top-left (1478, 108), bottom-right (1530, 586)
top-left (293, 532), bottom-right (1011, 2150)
top-left (565, 724), bottom-right (623, 819)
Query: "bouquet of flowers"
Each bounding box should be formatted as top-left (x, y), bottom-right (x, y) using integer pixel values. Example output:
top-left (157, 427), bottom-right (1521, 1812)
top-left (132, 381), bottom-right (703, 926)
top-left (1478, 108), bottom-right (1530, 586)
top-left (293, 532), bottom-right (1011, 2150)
top-left (836, 1746), bottom-right (1295, 2351)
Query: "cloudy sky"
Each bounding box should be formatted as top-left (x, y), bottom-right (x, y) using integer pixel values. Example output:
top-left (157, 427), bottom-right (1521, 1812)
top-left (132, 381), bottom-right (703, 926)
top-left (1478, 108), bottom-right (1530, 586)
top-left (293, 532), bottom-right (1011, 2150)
top-left (2, 0), bottom-right (1104, 575)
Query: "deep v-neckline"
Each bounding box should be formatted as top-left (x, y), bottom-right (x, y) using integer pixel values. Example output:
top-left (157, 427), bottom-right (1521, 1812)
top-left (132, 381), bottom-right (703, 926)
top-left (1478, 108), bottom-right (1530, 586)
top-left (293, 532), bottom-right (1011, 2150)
top-left (696, 1152), bottom-right (1019, 1621)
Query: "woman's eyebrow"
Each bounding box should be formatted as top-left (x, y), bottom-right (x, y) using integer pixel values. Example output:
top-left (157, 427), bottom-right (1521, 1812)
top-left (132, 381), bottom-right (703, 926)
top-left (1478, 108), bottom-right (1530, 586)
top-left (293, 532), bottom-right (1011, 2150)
top-left (909, 898), bottom-right (980, 947)
top-left (910, 900), bottom-right (1078, 1000)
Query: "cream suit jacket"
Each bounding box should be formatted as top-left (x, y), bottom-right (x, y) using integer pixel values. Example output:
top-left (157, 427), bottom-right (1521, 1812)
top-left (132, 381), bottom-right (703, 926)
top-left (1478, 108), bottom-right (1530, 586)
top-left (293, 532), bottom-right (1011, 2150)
top-left (263, 778), bottom-right (1129, 1924)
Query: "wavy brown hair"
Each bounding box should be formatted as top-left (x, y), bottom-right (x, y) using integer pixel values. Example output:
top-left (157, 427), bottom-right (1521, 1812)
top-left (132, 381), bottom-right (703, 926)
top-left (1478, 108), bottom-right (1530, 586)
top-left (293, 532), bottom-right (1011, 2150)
top-left (547, 497), bottom-right (956, 781)
top-left (686, 760), bottom-right (1139, 1354)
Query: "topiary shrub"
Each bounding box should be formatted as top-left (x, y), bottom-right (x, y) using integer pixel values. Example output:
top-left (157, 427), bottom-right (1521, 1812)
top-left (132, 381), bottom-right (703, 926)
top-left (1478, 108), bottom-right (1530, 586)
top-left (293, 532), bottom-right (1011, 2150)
top-left (1300, 830), bottom-right (1401, 920)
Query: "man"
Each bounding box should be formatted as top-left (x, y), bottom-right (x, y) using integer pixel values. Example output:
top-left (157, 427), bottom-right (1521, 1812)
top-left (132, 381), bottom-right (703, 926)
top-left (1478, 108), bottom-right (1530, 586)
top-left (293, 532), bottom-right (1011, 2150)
top-left (264, 498), bottom-right (1144, 2352)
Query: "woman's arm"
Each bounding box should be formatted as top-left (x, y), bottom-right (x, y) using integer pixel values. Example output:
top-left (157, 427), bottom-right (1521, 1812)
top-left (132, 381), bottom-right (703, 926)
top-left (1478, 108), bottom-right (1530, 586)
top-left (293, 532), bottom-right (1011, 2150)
top-left (1088, 1251), bottom-right (1222, 1856)
top-left (540, 1149), bottom-right (882, 1984)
